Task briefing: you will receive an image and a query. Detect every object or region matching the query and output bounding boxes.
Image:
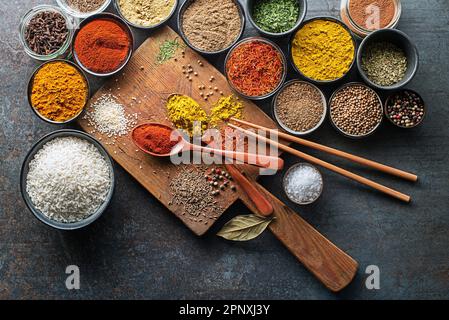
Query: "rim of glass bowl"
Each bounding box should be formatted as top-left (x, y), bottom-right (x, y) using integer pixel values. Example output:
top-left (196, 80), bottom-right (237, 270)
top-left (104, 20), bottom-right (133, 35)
top-left (19, 4), bottom-right (75, 61)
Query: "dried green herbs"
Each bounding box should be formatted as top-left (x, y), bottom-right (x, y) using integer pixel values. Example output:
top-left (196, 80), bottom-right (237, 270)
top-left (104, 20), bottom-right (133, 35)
top-left (362, 41), bottom-right (407, 86)
top-left (252, 0), bottom-right (300, 33)
top-left (156, 38), bottom-right (184, 64)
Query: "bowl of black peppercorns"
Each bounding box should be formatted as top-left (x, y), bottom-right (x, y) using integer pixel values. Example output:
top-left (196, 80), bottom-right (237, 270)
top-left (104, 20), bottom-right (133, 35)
top-left (385, 89), bottom-right (425, 129)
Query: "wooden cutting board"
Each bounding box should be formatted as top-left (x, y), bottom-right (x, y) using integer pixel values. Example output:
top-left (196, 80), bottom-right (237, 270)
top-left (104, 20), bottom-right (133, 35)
top-left (78, 26), bottom-right (278, 236)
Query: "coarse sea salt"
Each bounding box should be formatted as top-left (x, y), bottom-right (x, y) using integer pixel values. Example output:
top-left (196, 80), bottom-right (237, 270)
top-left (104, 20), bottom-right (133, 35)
top-left (284, 164), bottom-right (323, 204)
top-left (26, 137), bottom-right (112, 223)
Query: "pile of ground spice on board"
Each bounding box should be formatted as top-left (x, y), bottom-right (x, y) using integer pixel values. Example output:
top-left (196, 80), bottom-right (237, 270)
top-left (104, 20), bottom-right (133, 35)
top-left (275, 82), bottom-right (325, 133)
top-left (26, 136), bottom-right (111, 223)
top-left (118, 0), bottom-right (176, 27)
top-left (362, 41), bottom-right (407, 86)
top-left (330, 84), bottom-right (383, 137)
top-left (348, 0), bottom-right (397, 30)
top-left (226, 40), bottom-right (284, 97)
top-left (25, 10), bottom-right (68, 55)
top-left (166, 94), bottom-right (208, 136)
top-left (209, 95), bottom-right (243, 127)
top-left (83, 94), bottom-right (138, 139)
top-left (132, 124), bottom-right (179, 155)
top-left (65, 0), bottom-right (106, 13)
top-left (30, 61), bottom-right (88, 122)
top-left (169, 166), bottom-right (223, 221)
top-left (291, 19), bottom-right (354, 81)
top-left (74, 19), bottom-right (131, 74)
top-left (182, 0), bottom-right (242, 52)
top-left (252, 0), bottom-right (300, 33)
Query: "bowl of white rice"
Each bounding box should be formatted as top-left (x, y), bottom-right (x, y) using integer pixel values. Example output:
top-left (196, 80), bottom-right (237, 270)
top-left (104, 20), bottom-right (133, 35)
top-left (20, 130), bottom-right (115, 230)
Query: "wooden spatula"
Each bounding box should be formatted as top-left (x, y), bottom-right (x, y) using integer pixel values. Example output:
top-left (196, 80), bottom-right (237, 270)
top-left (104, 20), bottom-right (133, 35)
top-left (239, 176), bottom-right (359, 292)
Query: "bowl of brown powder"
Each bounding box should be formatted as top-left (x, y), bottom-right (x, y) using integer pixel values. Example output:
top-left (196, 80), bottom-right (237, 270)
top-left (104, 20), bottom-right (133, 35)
top-left (178, 0), bottom-right (245, 54)
top-left (272, 80), bottom-right (327, 136)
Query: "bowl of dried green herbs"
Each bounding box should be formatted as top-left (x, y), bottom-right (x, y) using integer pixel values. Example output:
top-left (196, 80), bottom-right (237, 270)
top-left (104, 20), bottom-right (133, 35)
top-left (246, 0), bottom-right (307, 38)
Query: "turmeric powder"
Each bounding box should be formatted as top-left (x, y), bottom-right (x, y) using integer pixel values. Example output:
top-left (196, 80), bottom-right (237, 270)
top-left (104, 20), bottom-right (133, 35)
top-left (209, 95), bottom-right (243, 127)
top-left (291, 19), bottom-right (355, 81)
top-left (166, 94), bottom-right (208, 136)
top-left (30, 61), bottom-right (88, 122)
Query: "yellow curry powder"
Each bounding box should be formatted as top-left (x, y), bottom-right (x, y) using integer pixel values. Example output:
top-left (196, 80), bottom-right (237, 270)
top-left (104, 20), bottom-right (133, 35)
top-left (166, 94), bottom-right (243, 135)
top-left (31, 62), bottom-right (88, 122)
top-left (166, 94), bottom-right (208, 136)
top-left (209, 95), bottom-right (243, 127)
top-left (292, 20), bottom-right (355, 81)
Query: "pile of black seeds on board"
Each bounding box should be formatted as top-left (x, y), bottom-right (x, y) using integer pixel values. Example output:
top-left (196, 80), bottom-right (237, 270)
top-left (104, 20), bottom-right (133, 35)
top-left (66, 0), bottom-right (106, 13)
top-left (386, 90), bottom-right (425, 128)
top-left (275, 82), bottom-right (325, 133)
top-left (169, 166), bottom-right (223, 223)
top-left (330, 84), bottom-right (383, 136)
top-left (25, 11), bottom-right (68, 55)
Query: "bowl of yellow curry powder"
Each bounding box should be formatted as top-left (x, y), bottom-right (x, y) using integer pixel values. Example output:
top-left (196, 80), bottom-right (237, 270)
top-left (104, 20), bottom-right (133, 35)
top-left (289, 17), bottom-right (356, 84)
top-left (28, 60), bottom-right (89, 124)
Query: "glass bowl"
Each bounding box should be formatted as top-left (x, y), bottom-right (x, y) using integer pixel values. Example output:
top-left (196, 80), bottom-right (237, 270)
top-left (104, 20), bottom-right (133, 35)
top-left (225, 37), bottom-right (287, 100)
top-left (20, 130), bottom-right (115, 230)
top-left (27, 59), bottom-right (90, 124)
top-left (272, 80), bottom-right (327, 136)
top-left (56, 0), bottom-right (111, 19)
top-left (114, 0), bottom-right (178, 30)
top-left (340, 0), bottom-right (402, 38)
top-left (19, 4), bottom-right (76, 61)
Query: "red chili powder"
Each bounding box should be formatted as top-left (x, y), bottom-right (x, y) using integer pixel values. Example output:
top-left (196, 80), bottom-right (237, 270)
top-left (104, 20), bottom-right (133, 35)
top-left (226, 41), bottom-right (283, 97)
top-left (74, 19), bottom-right (130, 74)
top-left (348, 0), bottom-right (396, 29)
top-left (133, 124), bottom-right (179, 155)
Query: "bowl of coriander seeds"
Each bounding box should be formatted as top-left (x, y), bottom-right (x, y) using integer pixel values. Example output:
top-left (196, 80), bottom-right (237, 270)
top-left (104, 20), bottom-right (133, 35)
top-left (329, 82), bottom-right (383, 138)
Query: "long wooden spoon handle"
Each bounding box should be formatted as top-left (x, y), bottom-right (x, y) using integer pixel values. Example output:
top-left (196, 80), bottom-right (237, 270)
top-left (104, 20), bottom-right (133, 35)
top-left (240, 182), bottom-right (359, 292)
top-left (230, 117), bottom-right (418, 182)
top-left (225, 164), bottom-right (273, 217)
top-left (229, 124), bottom-right (411, 203)
top-left (197, 145), bottom-right (284, 170)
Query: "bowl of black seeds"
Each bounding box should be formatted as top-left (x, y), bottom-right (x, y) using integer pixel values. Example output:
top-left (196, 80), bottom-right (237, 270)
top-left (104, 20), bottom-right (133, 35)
top-left (385, 89), bottom-right (425, 129)
top-left (357, 29), bottom-right (419, 90)
top-left (19, 5), bottom-right (75, 61)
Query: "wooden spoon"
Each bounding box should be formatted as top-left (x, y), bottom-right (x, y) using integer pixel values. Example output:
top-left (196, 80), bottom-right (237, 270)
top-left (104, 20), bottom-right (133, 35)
top-left (131, 123), bottom-right (284, 170)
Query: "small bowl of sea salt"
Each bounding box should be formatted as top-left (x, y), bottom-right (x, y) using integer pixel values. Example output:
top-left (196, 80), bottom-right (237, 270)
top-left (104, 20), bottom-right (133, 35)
top-left (283, 163), bottom-right (323, 205)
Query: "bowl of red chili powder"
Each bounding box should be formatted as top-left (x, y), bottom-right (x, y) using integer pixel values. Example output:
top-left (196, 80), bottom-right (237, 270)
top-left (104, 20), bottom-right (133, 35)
top-left (73, 13), bottom-right (133, 77)
top-left (225, 37), bottom-right (287, 100)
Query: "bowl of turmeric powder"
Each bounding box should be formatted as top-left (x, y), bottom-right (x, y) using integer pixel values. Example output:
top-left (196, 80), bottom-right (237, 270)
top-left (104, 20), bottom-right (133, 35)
top-left (27, 59), bottom-right (89, 124)
top-left (289, 17), bottom-right (357, 84)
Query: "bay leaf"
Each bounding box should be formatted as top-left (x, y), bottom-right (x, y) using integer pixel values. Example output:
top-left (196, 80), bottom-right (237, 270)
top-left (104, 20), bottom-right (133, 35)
top-left (217, 214), bottom-right (274, 241)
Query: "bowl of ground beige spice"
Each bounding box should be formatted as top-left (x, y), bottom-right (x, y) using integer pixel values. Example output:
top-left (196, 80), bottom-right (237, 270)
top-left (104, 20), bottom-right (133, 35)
top-left (178, 0), bottom-right (245, 54)
top-left (114, 0), bottom-right (178, 29)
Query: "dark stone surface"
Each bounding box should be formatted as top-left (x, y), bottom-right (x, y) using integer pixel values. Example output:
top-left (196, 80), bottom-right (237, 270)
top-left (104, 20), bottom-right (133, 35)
top-left (1, 0), bottom-right (448, 299)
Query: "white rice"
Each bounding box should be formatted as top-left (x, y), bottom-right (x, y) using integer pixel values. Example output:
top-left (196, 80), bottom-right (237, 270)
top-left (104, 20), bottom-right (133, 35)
top-left (26, 136), bottom-right (112, 223)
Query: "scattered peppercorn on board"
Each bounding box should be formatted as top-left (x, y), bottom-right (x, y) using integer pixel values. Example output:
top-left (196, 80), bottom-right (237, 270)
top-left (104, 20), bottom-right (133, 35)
top-left (77, 26), bottom-right (278, 236)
